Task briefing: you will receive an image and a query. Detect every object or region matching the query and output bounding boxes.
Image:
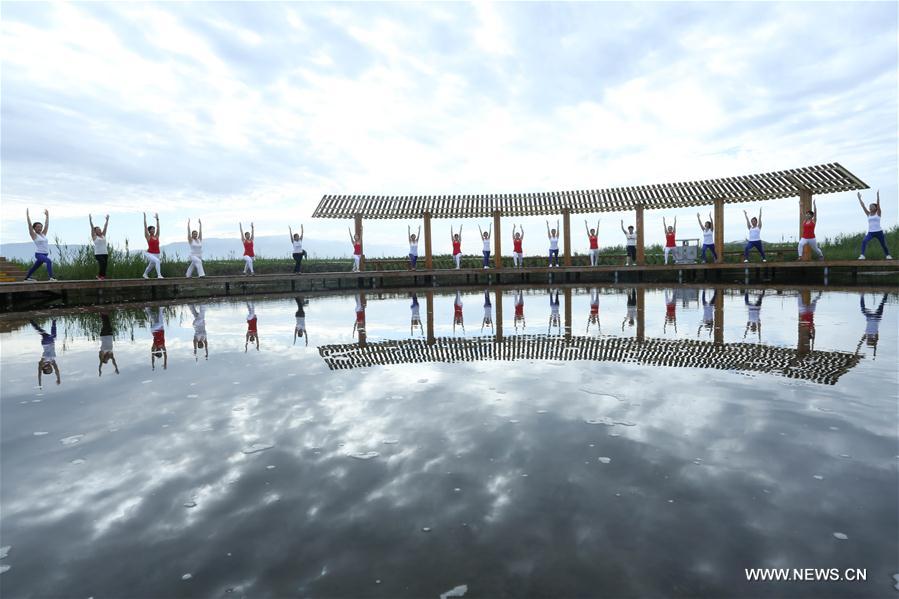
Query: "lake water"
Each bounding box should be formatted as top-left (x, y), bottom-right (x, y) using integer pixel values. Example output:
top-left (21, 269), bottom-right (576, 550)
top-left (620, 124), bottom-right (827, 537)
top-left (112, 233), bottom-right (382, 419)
top-left (1, 287), bottom-right (897, 598)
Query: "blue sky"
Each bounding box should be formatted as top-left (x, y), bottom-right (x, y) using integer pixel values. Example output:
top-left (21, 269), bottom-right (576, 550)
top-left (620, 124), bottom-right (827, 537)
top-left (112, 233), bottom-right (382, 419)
top-left (1, 2), bottom-right (896, 253)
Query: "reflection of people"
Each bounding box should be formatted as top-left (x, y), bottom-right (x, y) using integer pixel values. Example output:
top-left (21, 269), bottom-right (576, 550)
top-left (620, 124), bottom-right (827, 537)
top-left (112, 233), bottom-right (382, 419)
top-left (546, 220), bottom-right (560, 268)
top-left (856, 293), bottom-right (888, 357)
top-left (190, 304), bottom-right (208, 359)
top-left (512, 225), bottom-right (524, 268)
top-left (410, 293), bottom-right (423, 336)
top-left (185, 219), bottom-right (205, 278)
top-left (514, 290), bottom-right (526, 331)
top-left (31, 319), bottom-right (60, 386)
top-left (453, 290), bottom-right (464, 334)
top-left (353, 294), bottom-right (366, 338)
top-left (479, 224), bottom-right (492, 269)
top-left (245, 301), bottom-right (259, 351)
top-left (548, 289), bottom-right (561, 334)
top-left (664, 290), bottom-right (677, 334)
top-left (798, 291), bottom-right (822, 350)
top-left (743, 290), bottom-right (764, 342)
top-left (145, 307), bottom-right (167, 370)
top-left (586, 288), bottom-right (600, 334)
top-left (857, 191), bottom-right (892, 260)
top-left (481, 291), bottom-right (493, 332)
top-left (98, 312), bottom-right (119, 375)
top-left (698, 290), bottom-right (717, 338)
top-left (294, 296), bottom-right (309, 346)
top-left (622, 289), bottom-right (637, 330)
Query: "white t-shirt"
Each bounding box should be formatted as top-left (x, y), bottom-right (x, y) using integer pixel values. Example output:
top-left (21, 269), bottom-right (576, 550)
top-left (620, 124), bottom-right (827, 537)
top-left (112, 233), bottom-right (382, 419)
top-left (549, 236), bottom-right (559, 250)
top-left (100, 335), bottom-right (113, 352)
top-left (625, 232), bottom-right (636, 246)
top-left (483, 238), bottom-right (491, 252)
top-left (189, 239), bottom-right (203, 257)
top-left (410, 241), bottom-right (418, 255)
top-left (702, 229), bottom-right (714, 244)
top-left (292, 240), bottom-right (304, 253)
top-left (93, 236), bottom-right (108, 255)
top-left (34, 233), bottom-right (49, 254)
top-left (748, 227), bottom-right (761, 242)
top-left (868, 214), bottom-right (882, 233)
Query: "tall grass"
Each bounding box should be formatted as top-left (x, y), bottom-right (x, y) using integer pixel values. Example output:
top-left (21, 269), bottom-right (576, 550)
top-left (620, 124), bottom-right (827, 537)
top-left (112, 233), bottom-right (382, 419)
top-left (11, 227), bottom-right (896, 279)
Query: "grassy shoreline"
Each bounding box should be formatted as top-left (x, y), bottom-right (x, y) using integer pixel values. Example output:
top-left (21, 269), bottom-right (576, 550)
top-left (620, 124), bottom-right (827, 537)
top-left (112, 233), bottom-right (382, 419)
top-left (10, 227), bottom-right (897, 280)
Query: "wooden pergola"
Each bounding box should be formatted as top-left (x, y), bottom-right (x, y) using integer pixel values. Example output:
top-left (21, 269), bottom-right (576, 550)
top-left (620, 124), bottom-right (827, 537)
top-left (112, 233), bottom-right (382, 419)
top-left (312, 163), bottom-right (868, 268)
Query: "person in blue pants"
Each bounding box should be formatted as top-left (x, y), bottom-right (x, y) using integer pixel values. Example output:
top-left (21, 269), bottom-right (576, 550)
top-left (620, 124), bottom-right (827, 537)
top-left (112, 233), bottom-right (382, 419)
top-left (857, 191), bottom-right (892, 260)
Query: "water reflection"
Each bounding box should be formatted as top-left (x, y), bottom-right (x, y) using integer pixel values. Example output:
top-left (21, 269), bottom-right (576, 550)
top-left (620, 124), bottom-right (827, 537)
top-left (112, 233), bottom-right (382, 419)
top-left (145, 307), bottom-right (167, 370)
top-left (245, 301), bottom-right (259, 352)
top-left (743, 290), bottom-right (764, 342)
top-left (189, 304), bottom-right (208, 360)
top-left (294, 296), bottom-right (309, 346)
top-left (98, 312), bottom-right (119, 375)
top-left (30, 319), bottom-right (60, 386)
top-left (858, 293), bottom-right (887, 358)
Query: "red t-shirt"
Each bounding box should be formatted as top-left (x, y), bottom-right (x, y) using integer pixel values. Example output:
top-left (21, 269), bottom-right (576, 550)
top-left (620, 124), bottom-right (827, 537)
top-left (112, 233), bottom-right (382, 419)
top-left (590, 302), bottom-right (599, 316)
top-left (247, 317), bottom-right (257, 333)
top-left (513, 239), bottom-right (523, 253)
top-left (588, 235), bottom-right (598, 250)
top-left (147, 237), bottom-right (160, 254)
top-left (801, 220), bottom-right (816, 239)
top-left (665, 232), bottom-right (676, 248)
top-left (355, 309), bottom-right (365, 323)
top-left (666, 302), bottom-right (676, 319)
top-left (353, 243), bottom-right (362, 256)
top-left (243, 240), bottom-right (255, 257)
top-left (515, 302), bottom-right (524, 317)
top-left (452, 241), bottom-right (461, 255)
top-left (152, 330), bottom-right (165, 347)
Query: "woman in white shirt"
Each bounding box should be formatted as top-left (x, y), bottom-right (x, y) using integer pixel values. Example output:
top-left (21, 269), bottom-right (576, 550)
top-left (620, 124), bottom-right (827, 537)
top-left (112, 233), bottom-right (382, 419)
top-left (290, 225), bottom-right (306, 273)
top-left (89, 214), bottom-right (110, 280)
top-left (24, 208), bottom-right (56, 281)
top-left (696, 212), bottom-right (717, 263)
top-left (408, 224), bottom-right (421, 270)
top-left (620, 220), bottom-right (637, 266)
top-left (185, 219), bottom-right (205, 278)
top-left (546, 220), bottom-right (560, 267)
top-left (857, 190), bottom-right (892, 260)
top-left (478, 223), bottom-right (492, 269)
top-left (742, 209), bottom-right (766, 263)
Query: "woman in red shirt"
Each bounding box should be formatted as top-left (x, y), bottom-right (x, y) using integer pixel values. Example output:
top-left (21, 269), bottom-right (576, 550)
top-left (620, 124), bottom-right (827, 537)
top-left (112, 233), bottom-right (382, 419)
top-left (245, 301), bottom-right (259, 351)
top-left (239, 222), bottom-right (255, 275)
top-left (450, 225), bottom-right (463, 269)
top-left (797, 200), bottom-right (824, 260)
top-left (512, 224), bottom-right (524, 268)
top-left (662, 216), bottom-right (677, 265)
top-left (142, 212), bottom-right (163, 279)
top-left (584, 219), bottom-right (600, 266)
top-left (347, 227), bottom-right (362, 272)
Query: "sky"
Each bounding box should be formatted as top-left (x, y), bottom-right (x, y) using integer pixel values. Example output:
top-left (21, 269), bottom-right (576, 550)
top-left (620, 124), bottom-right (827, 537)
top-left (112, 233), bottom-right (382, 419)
top-left (1, 1), bottom-right (896, 255)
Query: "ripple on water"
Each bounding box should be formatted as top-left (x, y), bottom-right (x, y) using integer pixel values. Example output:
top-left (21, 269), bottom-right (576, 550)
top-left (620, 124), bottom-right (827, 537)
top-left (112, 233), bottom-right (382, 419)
top-left (181, 573), bottom-right (192, 580)
top-left (60, 435), bottom-right (83, 446)
top-left (71, 458), bottom-right (86, 465)
top-left (183, 502), bottom-right (197, 508)
top-left (0, 546), bottom-right (10, 559)
top-left (440, 584), bottom-right (468, 599)
top-left (585, 418), bottom-right (614, 426)
top-left (813, 475), bottom-right (824, 480)
top-left (833, 532), bottom-right (848, 540)
top-left (597, 457), bottom-right (611, 464)
top-left (0, 565), bottom-right (10, 574)
top-left (33, 431), bottom-right (49, 436)
top-left (242, 442), bottom-right (275, 454)
top-left (348, 451), bottom-right (379, 460)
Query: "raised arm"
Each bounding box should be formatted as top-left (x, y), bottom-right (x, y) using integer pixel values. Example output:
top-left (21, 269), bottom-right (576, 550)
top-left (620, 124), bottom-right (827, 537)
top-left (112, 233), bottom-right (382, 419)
top-left (620, 220), bottom-right (626, 235)
top-left (90, 214), bottom-right (96, 240)
top-left (102, 214), bottom-right (109, 236)
top-left (857, 192), bottom-right (869, 216)
top-left (43, 209), bottom-right (49, 235)
top-left (811, 200), bottom-right (817, 222)
top-left (488, 223), bottom-right (492, 238)
top-left (585, 219), bottom-right (590, 235)
top-left (708, 212), bottom-right (713, 229)
top-left (672, 216), bottom-right (676, 232)
top-left (289, 226), bottom-right (293, 243)
top-left (546, 220), bottom-right (551, 238)
top-left (757, 209), bottom-right (761, 228)
top-left (348, 227), bottom-right (354, 244)
top-left (520, 225), bottom-right (524, 239)
top-left (143, 213), bottom-right (150, 241)
top-left (743, 210), bottom-right (751, 229)
top-left (556, 220), bottom-right (560, 235)
top-left (696, 213), bottom-right (703, 229)
top-left (250, 222), bottom-right (254, 241)
top-left (662, 216), bottom-right (668, 235)
top-left (153, 213), bottom-right (159, 237)
top-left (407, 224), bottom-right (411, 240)
top-left (417, 225), bottom-right (420, 240)
top-left (187, 219), bottom-right (191, 243)
top-left (27, 209), bottom-right (35, 240)
top-left (449, 226), bottom-right (454, 242)
top-left (478, 224), bottom-right (484, 238)
top-left (198, 218), bottom-right (202, 240)
top-left (875, 190), bottom-right (881, 216)
top-left (240, 223), bottom-right (245, 240)
top-left (300, 224), bottom-right (304, 239)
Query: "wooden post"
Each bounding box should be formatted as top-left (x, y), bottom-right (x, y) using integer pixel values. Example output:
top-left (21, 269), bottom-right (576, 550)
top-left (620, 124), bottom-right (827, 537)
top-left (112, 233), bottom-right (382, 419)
top-left (799, 190), bottom-right (812, 261)
top-left (797, 289), bottom-right (811, 356)
top-left (636, 288), bottom-right (645, 342)
top-left (714, 289), bottom-right (724, 345)
top-left (635, 204), bottom-right (645, 265)
top-left (494, 289), bottom-right (503, 343)
top-left (714, 198), bottom-right (724, 263)
top-left (493, 210), bottom-right (503, 269)
top-left (426, 290), bottom-right (435, 345)
top-left (564, 288), bottom-right (572, 340)
top-left (562, 209), bottom-right (572, 266)
top-left (354, 213), bottom-right (364, 271)
top-left (357, 292), bottom-right (367, 347)
top-left (423, 212), bottom-right (433, 269)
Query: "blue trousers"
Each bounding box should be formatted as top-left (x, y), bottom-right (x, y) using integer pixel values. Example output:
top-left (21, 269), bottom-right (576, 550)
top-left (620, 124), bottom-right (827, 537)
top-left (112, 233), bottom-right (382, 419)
top-left (861, 231), bottom-right (890, 257)
top-left (744, 240), bottom-right (765, 259)
top-left (700, 244), bottom-right (718, 262)
top-left (410, 254), bottom-right (418, 268)
top-left (25, 253), bottom-right (53, 278)
top-left (548, 249), bottom-right (559, 266)
top-left (482, 251), bottom-right (490, 267)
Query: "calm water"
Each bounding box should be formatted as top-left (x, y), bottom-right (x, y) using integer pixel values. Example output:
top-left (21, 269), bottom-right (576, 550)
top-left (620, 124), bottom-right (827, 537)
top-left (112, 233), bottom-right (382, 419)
top-left (1, 287), bottom-right (897, 598)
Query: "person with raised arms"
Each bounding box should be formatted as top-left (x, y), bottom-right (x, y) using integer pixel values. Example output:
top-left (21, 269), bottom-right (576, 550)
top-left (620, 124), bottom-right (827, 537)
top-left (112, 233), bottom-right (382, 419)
top-left (742, 209), bottom-right (766, 263)
top-left (290, 225), bottom-right (306, 274)
top-left (857, 191), bottom-right (892, 260)
top-left (797, 200), bottom-right (824, 260)
top-left (662, 216), bottom-right (677, 265)
top-left (548, 289), bottom-right (561, 334)
top-left (240, 222), bottom-right (255, 275)
top-left (478, 223), bottom-right (492, 269)
top-left (245, 301), bottom-right (260, 351)
top-left (190, 304), bottom-right (208, 360)
top-left (743, 290), bottom-right (764, 342)
top-left (24, 208), bottom-right (56, 282)
top-left (294, 296), bottom-right (309, 346)
top-left (98, 312), bottom-right (119, 376)
top-left (142, 212), bottom-right (163, 279)
top-left (185, 218), bottom-right (205, 278)
top-left (450, 225), bottom-right (463, 269)
top-left (512, 225), bottom-right (524, 268)
top-left (546, 220), bottom-right (561, 268)
top-left (89, 214), bottom-right (109, 280)
top-left (348, 227), bottom-right (363, 272)
top-left (696, 212), bottom-right (717, 264)
top-left (408, 224), bottom-right (421, 270)
top-left (620, 220), bottom-right (637, 266)
top-left (453, 290), bottom-right (465, 334)
top-left (145, 307), bottom-right (167, 370)
top-left (514, 289), bottom-right (525, 330)
top-left (31, 319), bottom-right (60, 386)
top-left (587, 288), bottom-right (600, 335)
top-left (585, 219), bottom-right (600, 266)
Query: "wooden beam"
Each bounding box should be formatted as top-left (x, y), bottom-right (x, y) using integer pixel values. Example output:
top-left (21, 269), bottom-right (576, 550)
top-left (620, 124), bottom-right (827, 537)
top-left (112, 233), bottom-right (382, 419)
top-left (354, 213), bottom-right (364, 271)
top-left (714, 197), bottom-right (724, 263)
top-left (423, 211), bottom-right (433, 269)
top-left (635, 204), bottom-right (645, 265)
top-left (799, 190), bottom-right (812, 261)
top-left (636, 288), bottom-right (645, 342)
top-left (714, 289), bottom-right (724, 345)
top-left (562, 209), bottom-right (572, 266)
top-left (493, 210), bottom-right (503, 269)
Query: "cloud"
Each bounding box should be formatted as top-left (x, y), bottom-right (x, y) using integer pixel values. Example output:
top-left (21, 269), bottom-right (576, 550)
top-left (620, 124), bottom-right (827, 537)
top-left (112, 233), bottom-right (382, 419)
top-left (1, 2), bottom-right (895, 249)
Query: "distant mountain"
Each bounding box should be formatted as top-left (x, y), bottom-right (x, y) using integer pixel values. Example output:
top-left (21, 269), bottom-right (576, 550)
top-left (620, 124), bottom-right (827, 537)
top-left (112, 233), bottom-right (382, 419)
top-left (1, 236), bottom-right (400, 262)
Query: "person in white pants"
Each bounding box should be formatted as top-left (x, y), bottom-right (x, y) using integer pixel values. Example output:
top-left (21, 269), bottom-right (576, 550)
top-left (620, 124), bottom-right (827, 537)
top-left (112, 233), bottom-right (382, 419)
top-left (142, 212), bottom-right (163, 279)
top-left (450, 225), bottom-right (463, 269)
top-left (585, 219), bottom-right (600, 266)
top-left (240, 222), bottom-right (255, 275)
top-left (662, 216), bottom-right (677, 264)
top-left (797, 200), bottom-right (824, 260)
top-left (185, 219), bottom-right (206, 277)
top-left (512, 225), bottom-right (524, 267)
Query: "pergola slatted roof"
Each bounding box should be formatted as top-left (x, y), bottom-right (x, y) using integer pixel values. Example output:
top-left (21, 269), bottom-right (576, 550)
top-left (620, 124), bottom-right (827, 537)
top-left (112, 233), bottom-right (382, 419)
top-left (314, 163), bottom-right (866, 220)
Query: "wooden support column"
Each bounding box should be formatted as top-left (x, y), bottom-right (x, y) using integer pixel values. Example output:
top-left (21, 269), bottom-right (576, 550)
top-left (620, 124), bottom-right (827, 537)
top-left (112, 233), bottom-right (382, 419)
top-left (797, 289), bottom-right (811, 356)
top-left (494, 289), bottom-right (503, 343)
top-left (426, 290), bottom-right (435, 345)
top-left (714, 198), bottom-right (724, 263)
top-left (357, 292), bottom-right (367, 347)
top-left (564, 288), bottom-right (572, 340)
top-left (423, 212), bottom-right (433, 269)
top-left (493, 210), bottom-right (503, 269)
top-left (799, 190), bottom-right (812, 261)
top-left (354, 213), bottom-right (365, 271)
top-left (562, 209), bottom-right (572, 266)
top-left (714, 289), bottom-right (724, 345)
top-left (635, 204), bottom-right (645, 265)
top-left (636, 288), bottom-right (645, 342)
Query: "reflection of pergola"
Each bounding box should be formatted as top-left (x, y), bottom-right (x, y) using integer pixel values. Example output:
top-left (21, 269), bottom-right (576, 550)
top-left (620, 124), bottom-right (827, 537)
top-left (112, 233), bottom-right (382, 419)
top-left (319, 335), bottom-right (860, 385)
top-left (312, 163), bottom-right (868, 267)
